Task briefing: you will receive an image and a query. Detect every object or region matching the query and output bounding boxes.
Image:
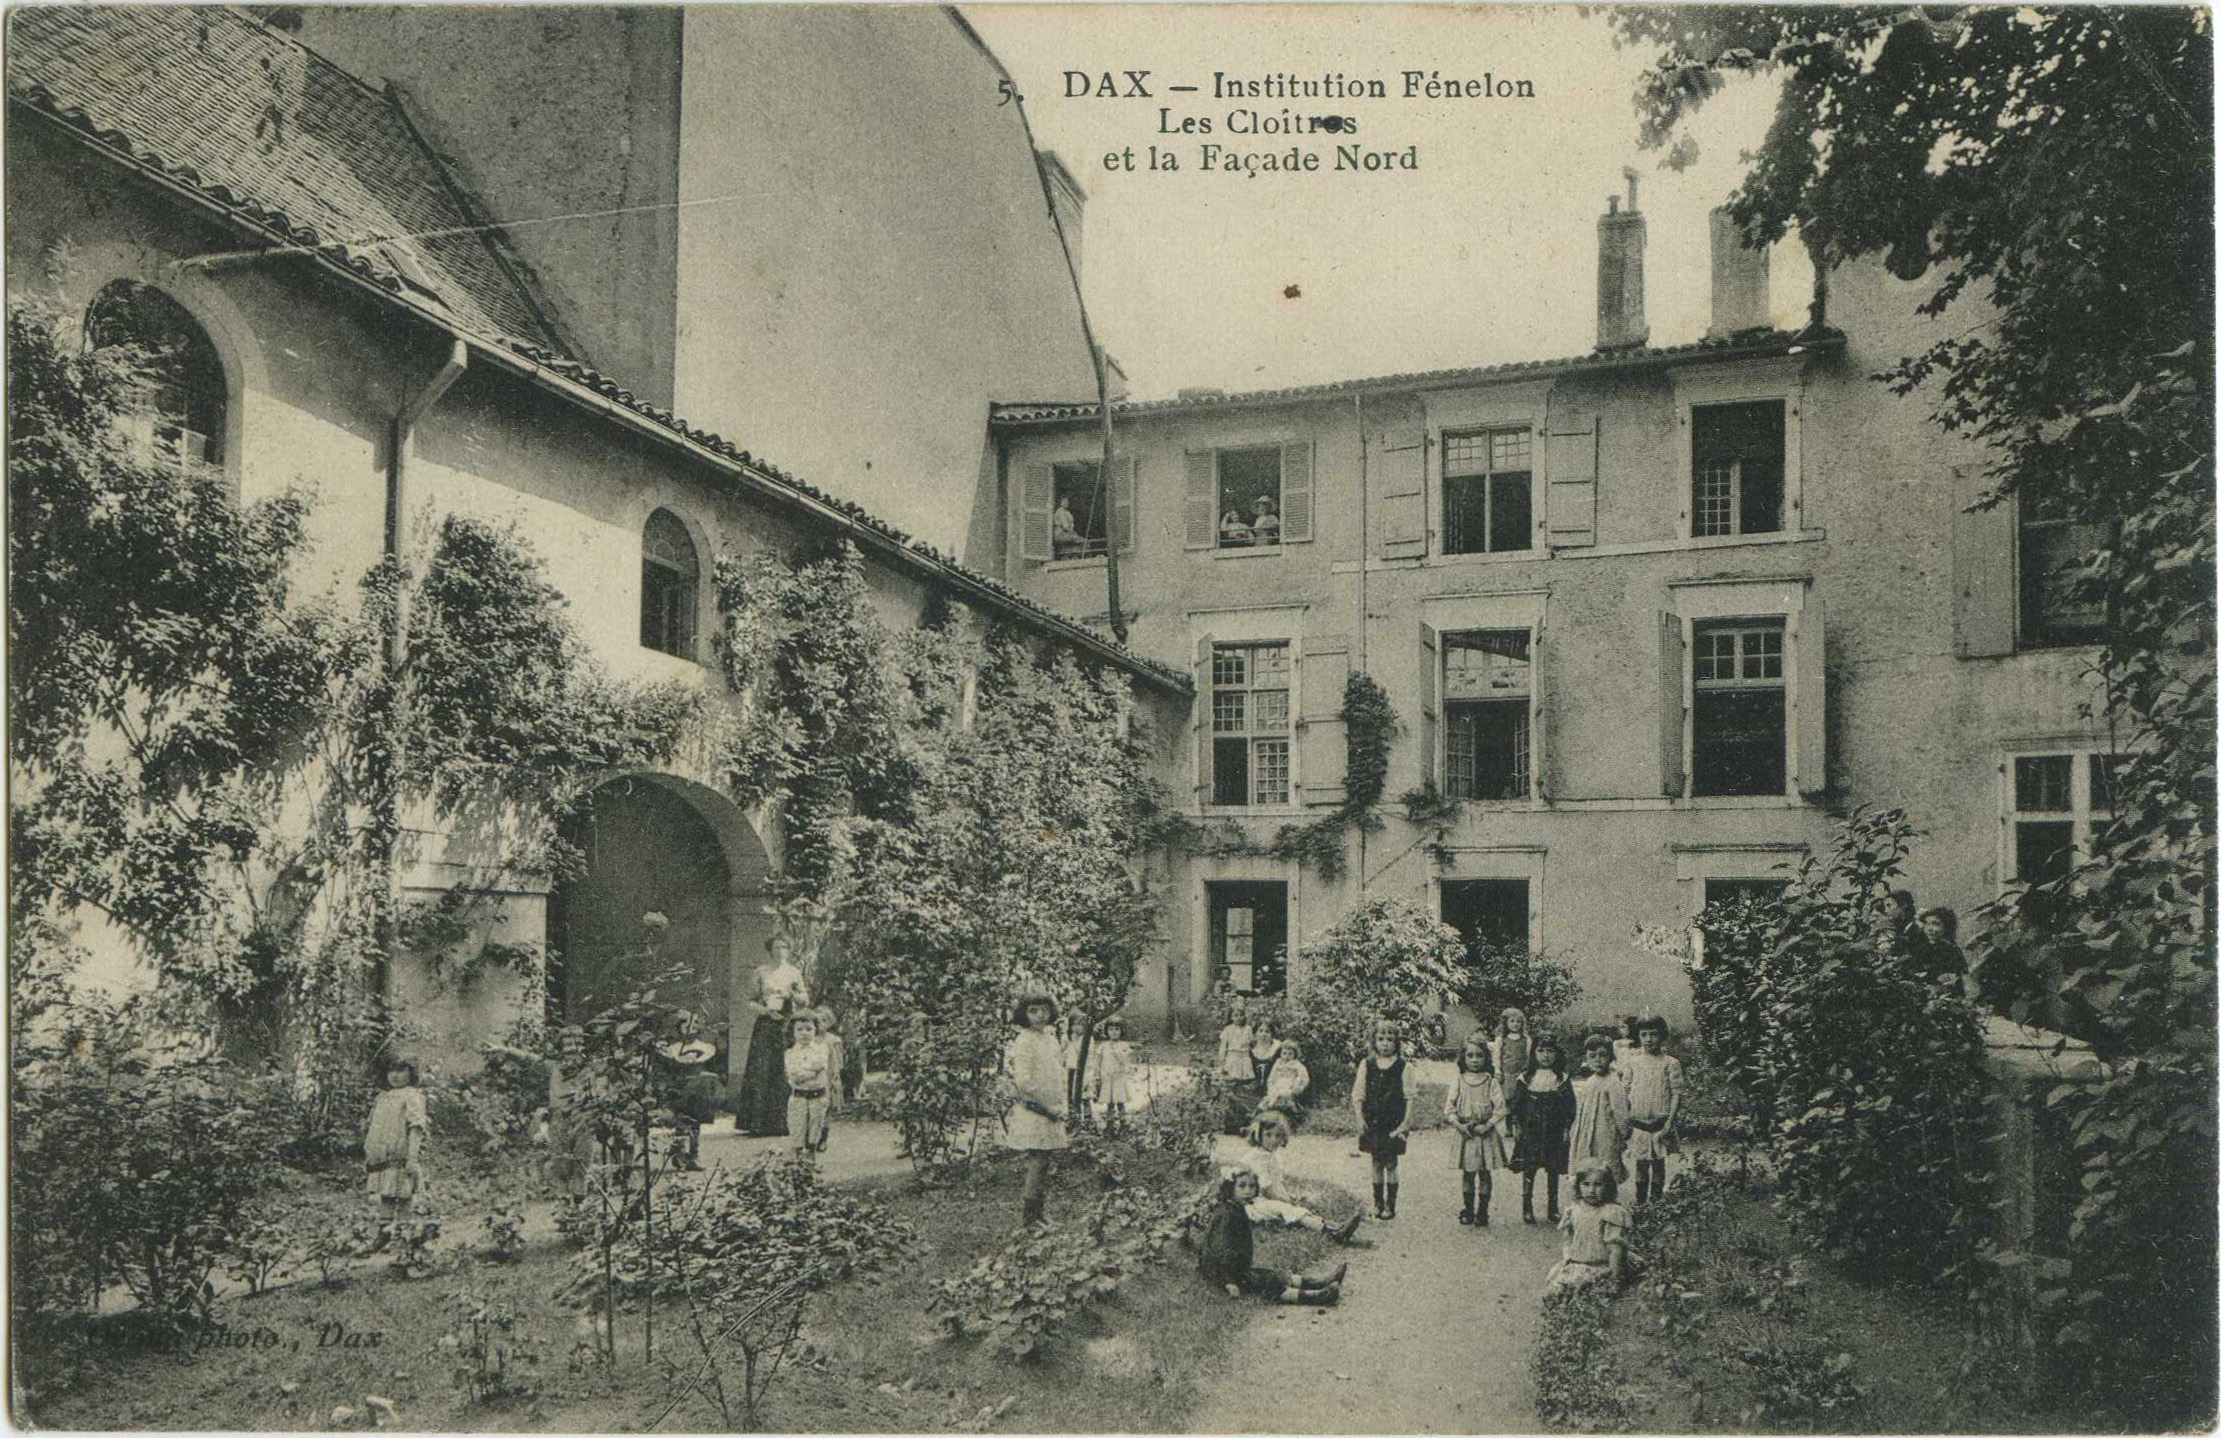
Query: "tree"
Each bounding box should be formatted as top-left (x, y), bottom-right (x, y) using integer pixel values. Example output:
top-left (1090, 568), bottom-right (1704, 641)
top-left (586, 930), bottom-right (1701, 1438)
top-left (1609, 11), bottom-right (2214, 1416)
top-left (1282, 898), bottom-right (1466, 1094)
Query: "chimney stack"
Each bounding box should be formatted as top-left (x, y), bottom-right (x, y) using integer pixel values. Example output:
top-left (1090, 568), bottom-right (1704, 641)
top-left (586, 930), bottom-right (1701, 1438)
top-left (1707, 206), bottom-right (1773, 338)
top-left (1038, 150), bottom-right (1087, 279)
top-left (1595, 167), bottom-right (1648, 351)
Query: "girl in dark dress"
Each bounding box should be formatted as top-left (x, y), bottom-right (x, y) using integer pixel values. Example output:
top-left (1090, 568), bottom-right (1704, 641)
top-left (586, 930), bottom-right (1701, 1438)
top-left (1198, 1171), bottom-right (1344, 1305)
top-left (1513, 1034), bottom-right (1577, 1224)
top-left (1350, 1019), bottom-right (1410, 1220)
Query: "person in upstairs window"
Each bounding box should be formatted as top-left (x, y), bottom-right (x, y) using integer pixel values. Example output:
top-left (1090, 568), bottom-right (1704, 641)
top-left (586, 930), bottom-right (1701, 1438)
top-left (1220, 508), bottom-right (1254, 547)
top-left (1250, 493), bottom-right (1281, 544)
top-left (1052, 495), bottom-right (1082, 557)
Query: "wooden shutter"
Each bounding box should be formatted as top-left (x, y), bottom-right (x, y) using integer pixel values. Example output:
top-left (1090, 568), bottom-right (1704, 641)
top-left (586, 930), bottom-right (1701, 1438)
top-left (1300, 634), bottom-right (1350, 806)
top-left (1184, 450), bottom-right (1217, 550)
top-left (1951, 466), bottom-right (2016, 657)
top-left (1021, 462), bottom-right (1054, 561)
top-left (1193, 636), bottom-right (1216, 802)
top-left (1791, 593), bottom-right (1827, 797)
top-left (1659, 611), bottom-right (1686, 798)
top-left (1110, 456), bottom-right (1136, 553)
top-left (1280, 440), bottom-right (1315, 543)
top-left (1528, 614), bottom-right (1547, 802)
top-left (1379, 430), bottom-right (1427, 559)
top-left (1418, 622), bottom-right (1439, 792)
top-left (1546, 415), bottom-right (1598, 548)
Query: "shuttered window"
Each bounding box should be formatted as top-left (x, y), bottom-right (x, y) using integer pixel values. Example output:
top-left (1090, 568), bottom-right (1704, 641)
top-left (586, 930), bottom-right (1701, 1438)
top-left (1187, 442), bottom-right (1315, 550)
top-left (1442, 427), bottom-right (1533, 554)
top-left (1691, 620), bottom-right (1786, 796)
top-left (1209, 642), bottom-right (1293, 806)
top-left (641, 508), bottom-right (699, 658)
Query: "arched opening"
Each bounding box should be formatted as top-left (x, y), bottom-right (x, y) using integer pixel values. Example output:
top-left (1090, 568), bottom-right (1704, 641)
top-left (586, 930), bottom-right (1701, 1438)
top-left (546, 774), bottom-right (777, 1087)
top-left (640, 507), bottom-right (700, 658)
top-left (84, 279), bottom-right (228, 468)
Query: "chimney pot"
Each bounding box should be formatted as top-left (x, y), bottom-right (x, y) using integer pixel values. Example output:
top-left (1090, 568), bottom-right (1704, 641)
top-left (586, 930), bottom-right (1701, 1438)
top-left (1706, 206), bottom-right (1773, 338)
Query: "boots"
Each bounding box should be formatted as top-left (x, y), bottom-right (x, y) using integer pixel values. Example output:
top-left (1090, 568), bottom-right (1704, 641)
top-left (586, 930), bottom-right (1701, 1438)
top-left (1327, 1212), bottom-right (1364, 1243)
top-left (1459, 1174), bottom-right (1475, 1225)
top-left (1020, 1195), bottom-right (1046, 1230)
top-left (1371, 1181), bottom-right (1386, 1220)
top-left (1522, 1173), bottom-right (1537, 1225)
top-left (1383, 1183), bottom-right (1398, 1220)
top-left (1475, 1178), bottom-right (1491, 1227)
top-left (1545, 1172), bottom-right (1560, 1224)
top-left (1291, 1282), bottom-right (1342, 1306)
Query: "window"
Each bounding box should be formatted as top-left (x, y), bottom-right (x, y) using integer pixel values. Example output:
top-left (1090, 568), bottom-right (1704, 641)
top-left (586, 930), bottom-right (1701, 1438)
top-left (1703, 877), bottom-right (1788, 911)
top-left (1209, 882), bottom-right (1288, 995)
top-left (1441, 879), bottom-right (1530, 954)
top-left (2007, 751), bottom-right (2118, 885)
top-left (1184, 442), bottom-right (1313, 550)
top-left (1442, 427), bottom-right (1532, 555)
top-left (2018, 485), bottom-right (2109, 647)
top-left (1051, 461), bottom-right (1109, 558)
top-left (1690, 400), bottom-right (1784, 538)
top-left (640, 508), bottom-right (699, 658)
top-left (1443, 630), bottom-right (1531, 801)
top-left (1691, 620), bottom-right (1786, 796)
top-left (84, 280), bottom-right (226, 467)
top-left (1210, 642), bottom-right (1292, 806)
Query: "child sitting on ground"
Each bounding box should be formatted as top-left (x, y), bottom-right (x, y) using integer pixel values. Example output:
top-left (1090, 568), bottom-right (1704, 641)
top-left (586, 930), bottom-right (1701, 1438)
top-left (1199, 1169), bottom-right (1345, 1306)
top-left (1212, 1112), bottom-right (1363, 1242)
top-left (1546, 1159), bottom-right (1632, 1290)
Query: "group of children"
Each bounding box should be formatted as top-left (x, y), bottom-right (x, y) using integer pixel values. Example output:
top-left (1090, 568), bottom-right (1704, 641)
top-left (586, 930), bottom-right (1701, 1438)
top-left (1215, 1001), bottom-right (1312, 1116)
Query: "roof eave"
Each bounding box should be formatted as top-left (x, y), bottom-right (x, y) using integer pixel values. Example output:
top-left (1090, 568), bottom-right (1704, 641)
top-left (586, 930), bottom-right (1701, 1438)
top-left (14, 97), bottom-right (1190, 696)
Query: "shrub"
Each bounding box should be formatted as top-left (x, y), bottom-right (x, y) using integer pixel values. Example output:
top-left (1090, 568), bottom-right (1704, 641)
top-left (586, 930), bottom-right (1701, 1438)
top-left (1532, 1278), bottom-right (1631, 1431)
top-left (1453, 937), bottom-right (1582, 1034)
top-left (1686, 808), bottom-right (1992, 1283)
top-left (441, 1287), bottom-right (543, 1403)
top-left (1280, 899), bottom-right (1463, 1096)
top-left (10, 1016), bottom-right (287, 1331)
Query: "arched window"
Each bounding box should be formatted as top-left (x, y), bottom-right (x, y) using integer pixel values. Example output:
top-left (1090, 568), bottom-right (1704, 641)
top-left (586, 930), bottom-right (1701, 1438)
top-left (641, 508), bottom-right (699, 657)
top-left (84, 280), bottom-right (227, 467)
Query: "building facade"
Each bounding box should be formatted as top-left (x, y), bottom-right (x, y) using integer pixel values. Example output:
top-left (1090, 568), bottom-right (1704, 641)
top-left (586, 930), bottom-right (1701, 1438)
top-left (5, 6), bottom-right (1183, 1073)
top-left (993, 195), bottom-right (2108, 1028)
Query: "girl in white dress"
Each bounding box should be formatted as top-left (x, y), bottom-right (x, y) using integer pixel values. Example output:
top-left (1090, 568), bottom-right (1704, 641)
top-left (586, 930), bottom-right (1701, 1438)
top-left (1004, 986), bottom-right (1069, 1230)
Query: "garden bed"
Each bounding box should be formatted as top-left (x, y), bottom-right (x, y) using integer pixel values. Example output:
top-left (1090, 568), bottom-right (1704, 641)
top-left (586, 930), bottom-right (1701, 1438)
top-left (1533, 1160), bottom-right (2091, 1434)
top-left (22, 1147), bottom-right (1347, 1433)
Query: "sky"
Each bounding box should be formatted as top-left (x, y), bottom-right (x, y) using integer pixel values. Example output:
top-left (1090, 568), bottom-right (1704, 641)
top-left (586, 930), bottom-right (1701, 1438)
top-left (962, 5), bottom-right (1811, 400)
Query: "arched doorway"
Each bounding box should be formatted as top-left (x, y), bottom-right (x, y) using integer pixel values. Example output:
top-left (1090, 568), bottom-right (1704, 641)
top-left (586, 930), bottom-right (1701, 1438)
top-left (547, 773), bottom-right (777, 1086)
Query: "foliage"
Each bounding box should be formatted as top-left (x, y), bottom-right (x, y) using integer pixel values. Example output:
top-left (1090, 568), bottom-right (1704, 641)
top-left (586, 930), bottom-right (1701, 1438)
top-left (1532, 1276), bottom-right (1631, 1432)
top-left (8, 294), bottom-right (700, 1140)
top-left (1451, 936), bottom-right (1583, 1034)
top-left (1609, 13), bottom-right (2215, 1414)
top-left (479, 1204), bottom-right (527, 1263)
top-left (224, 1212), bottom-right (296, 1296)
top-left (440, 1286), bottom-right (543, 1403)
top-left (9, 1004), bottom-right (287, 1332)
top-left (1279, 899), bottom-right (1465, 1094)
top-left (927, 1181), bottom-right (1205, 1361)
top-left (1685, 808), bottom-right (1992, 1283)
top-left (427, 1023), bottom-right (551, 1175)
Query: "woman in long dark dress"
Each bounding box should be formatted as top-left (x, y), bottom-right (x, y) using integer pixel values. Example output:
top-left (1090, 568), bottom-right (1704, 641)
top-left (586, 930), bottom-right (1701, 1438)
top-left (735, 935), bottom-right (810, 1136)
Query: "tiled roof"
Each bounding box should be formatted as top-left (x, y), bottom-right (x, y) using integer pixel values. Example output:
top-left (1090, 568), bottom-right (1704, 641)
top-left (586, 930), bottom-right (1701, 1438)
top-left (7, 7), bottom-right (1188, 693)
top-left (7, 5), bottom-right (563, 349)
top-left (990, 329), bottom-right (1845, 425)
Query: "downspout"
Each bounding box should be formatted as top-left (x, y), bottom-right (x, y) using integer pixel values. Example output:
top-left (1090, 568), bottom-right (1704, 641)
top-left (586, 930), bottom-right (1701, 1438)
top-left (375, 340), bottom-right (469, 1010)
top-left (1354, 392), bottom-right (1368, 891)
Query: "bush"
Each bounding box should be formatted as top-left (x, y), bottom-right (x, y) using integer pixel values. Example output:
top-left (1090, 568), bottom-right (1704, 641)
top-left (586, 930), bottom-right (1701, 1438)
top-left (11, 1014), bottom-right (287, 1331)
top-left (1687, 808), bottom-right (1992, 1283)
top-left (1279, 899), bottom-right (1463, 1097)
top-left (1453, 937), bottom-right (1582, 1034)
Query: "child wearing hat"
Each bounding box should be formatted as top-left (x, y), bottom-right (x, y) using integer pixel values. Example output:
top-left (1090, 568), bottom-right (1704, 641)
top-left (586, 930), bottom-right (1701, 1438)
top-left (1089, 1015), bottom-right (1135, 1132)
top-left (1004, 985), bottom-right (1070, 1229)
top-left (363, 1058), bottom-right (430, 1271)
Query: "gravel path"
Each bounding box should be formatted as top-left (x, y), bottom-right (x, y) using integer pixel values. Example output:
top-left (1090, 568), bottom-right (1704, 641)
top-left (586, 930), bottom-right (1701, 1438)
top-left (1189, 1126), bottom-right (1560, 1435)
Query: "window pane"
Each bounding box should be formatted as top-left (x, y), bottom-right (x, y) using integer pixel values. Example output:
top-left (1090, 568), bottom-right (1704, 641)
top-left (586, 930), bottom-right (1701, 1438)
top-left (1052, 461), bottom-right (1108, 556)
top-left (1746, 629), bottom-right (1784, 680)
top-left (1704, 878), bottom-right (1788, 910)
top-left (1443, 431), bottom-right (1490, 477)
top-left (1740, 456), bottom-right (1784, 533)
top-left (1212, 650), bottom-right (1247, 688)
top-left (2020, 517), bottom-right (2109, 645)
top-left (1253, 646), bottom-right (1290, 682)
top-left (1213, 739), bottom-right (1250, 806)
top-left (1212, 691), bottom-right (1247, 733)
top-left (1487, 470), bottom-right (1532, 552)
top-left (1446, 708), bottom-right (1478, 799)
top-left (2090, 754), bottom-right (2121, 813)
top-left (2015, 820), bottom-right (2077, 884)
top-left (1694, 460), bottom-right (1737, 537)
top-left (1441, 879), bottom-right (1530, 952)
top-left (1218, 448), bottom-right (1283, 546)
top-left (1491, 428), bottom-right (1531, 470)
top-left (1443, 471), bottom-right (1489, 555)
top-left (1692, 690), bottom-right (1787, 796)
top-left (1252, 739), bottom-right (1290, 805)
top-left (1253, 690), bottom-right (1289, 732)
top-left (2015, 756), bottom-right (2073, 812)
top-left (1447, 701), bottom-right (1529, 801)
top-left (1445, 630), bottom-right (1530, 700)
top-left (1694, 630), bottom-right (1735, 683)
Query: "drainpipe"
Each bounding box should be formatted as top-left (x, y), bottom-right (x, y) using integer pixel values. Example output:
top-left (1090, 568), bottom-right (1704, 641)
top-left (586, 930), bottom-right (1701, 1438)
top-left (1354, 392), bottom-right (1368, 891)
top-left (375, 339), bottom-right (469, 1015)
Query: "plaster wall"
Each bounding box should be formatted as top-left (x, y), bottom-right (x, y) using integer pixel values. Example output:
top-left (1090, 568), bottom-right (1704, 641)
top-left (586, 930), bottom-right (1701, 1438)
top-left (1001, 259), bottom-right (2104, 1026)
